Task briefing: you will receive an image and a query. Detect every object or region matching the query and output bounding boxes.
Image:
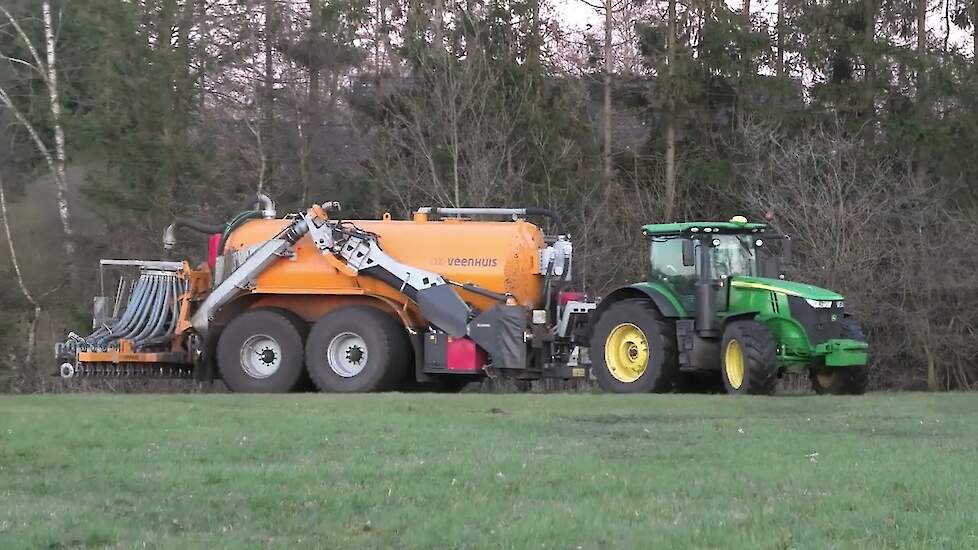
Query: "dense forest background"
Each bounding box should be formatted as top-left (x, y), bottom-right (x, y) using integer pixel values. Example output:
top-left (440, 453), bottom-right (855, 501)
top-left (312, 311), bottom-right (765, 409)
top-left (1, 0), bottom-right (977, 392)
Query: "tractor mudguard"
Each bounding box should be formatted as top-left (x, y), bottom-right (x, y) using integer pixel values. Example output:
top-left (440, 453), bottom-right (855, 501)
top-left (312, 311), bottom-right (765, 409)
top-left (590, 283), bottom-right (686, 339)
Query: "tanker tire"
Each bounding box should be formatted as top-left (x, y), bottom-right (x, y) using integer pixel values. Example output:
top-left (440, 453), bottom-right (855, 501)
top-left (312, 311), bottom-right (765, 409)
top-left (217, 308), bottom-right (307, 393)
top-left (591, 298), bottom-right (678, 393)
top-left (810, 318), bottom-right (869, 395)
top-left (305, 305), bottom-right (410, 393)
top-left (721, 320), bottom-right (778, 395)
top-left (269, 307), bottom-right (317, 393)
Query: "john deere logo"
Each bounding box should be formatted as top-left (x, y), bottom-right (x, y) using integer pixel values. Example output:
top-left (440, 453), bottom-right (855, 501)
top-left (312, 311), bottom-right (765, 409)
top-left (831, 314), bottom-right (839, 322)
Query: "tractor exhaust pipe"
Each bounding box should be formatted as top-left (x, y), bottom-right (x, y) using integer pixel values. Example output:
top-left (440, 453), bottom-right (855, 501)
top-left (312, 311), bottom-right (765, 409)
top-left (695, 239), bottom-right (717, 336)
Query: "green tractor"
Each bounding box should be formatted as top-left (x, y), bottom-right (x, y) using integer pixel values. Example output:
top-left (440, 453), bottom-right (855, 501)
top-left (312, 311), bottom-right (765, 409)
top-left (590, 216), bottom-right (869, 395)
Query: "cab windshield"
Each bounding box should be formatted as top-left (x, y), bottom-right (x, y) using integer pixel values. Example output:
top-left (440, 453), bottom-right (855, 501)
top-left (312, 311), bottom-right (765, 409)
top-left (649, 234), bottom-right (757, 299)
top-left (710, 235), bottom-right (756, 278)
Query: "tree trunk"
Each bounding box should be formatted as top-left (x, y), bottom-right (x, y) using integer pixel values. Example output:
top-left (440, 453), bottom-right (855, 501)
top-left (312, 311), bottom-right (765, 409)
top-left (738, 0), bottom-right (751, 131)
top-left (304, 0), bottom-right (322, 203)
top-left (663, 0), bottom-right (677, 219)
top-left (915, 0), bottom-right (929, 185)
top-left (861, 0), bottom-right (878, 122)
top-left (777, 0), bottom-right (784, 76)
top-left (527, 0), bottom-right (542, 68)
top-left (0, 176), bottom-right (41, 367)
top-left (602, 0), bottom-right (613, 182)
top-left (433, 0), bottom-right (445, 53)
top-left (264, 0), bottom-right (276, 130)
top-left (42, 0), bottom-right (76, 280)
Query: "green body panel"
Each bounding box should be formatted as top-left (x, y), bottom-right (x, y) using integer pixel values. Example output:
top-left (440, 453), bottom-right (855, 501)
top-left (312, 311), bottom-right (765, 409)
top-left (730, 276), bottom-right (844, 301)
top-left (723, 276), bottom-right (866, 369)
top-left (642, 221), bottom-right (769, 235)
top-left (815, 340), bottom-right (870, 367)
top-left (627, 282), bottom-right (689, 317)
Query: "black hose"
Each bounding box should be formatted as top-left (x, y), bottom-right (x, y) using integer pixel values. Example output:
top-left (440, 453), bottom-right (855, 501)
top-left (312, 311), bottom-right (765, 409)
top-left (523, 207), bottom-right (561, 225)
top-left (173, 217), bottom-right (224, 235)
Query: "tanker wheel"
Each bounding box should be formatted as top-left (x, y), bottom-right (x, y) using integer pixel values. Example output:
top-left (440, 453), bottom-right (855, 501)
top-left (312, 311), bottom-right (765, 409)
top-left (305, 305), bottom-right (410, 392)
top-left (217, 308), bottom-right (307, 393)
top-left (810, 318), bottom-right (869, 395)
top-left (591, 298), bottom-right (678, 393)
top-left (720, 320), bottom-right (778, 395)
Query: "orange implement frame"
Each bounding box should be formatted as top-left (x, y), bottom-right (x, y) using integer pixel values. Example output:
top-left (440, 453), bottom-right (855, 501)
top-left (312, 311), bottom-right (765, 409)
top-left (76, 339), bottom-right (191, 365)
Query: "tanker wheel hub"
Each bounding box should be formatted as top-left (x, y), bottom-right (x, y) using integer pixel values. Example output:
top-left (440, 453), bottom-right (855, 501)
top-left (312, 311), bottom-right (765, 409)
top-left (240, 334), bottom-right (282, 379)
top-left (328, 332), bottom-right (370, 378)
top-left (345, 345), bottom-right (364, 365)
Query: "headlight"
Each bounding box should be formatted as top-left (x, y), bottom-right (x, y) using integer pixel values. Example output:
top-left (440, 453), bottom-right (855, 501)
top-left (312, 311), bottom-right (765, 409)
top-left (805, 298), bottom-right (834, 309)
top-left (836, 301), bottom-right (844, 309)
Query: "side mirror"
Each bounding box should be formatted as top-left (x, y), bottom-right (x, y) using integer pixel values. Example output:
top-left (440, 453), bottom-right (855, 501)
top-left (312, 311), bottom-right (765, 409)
top-left (682, 239), bottom-right (695, 267)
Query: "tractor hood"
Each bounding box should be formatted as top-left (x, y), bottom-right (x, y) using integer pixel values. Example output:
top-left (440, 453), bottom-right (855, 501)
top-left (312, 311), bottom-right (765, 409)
top-left (729, 276), bottom-right (844, 301)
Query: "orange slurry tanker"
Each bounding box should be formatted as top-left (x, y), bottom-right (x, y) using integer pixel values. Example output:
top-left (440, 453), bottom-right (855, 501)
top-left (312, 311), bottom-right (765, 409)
top-left (56, 196), bottom-right (594, 392)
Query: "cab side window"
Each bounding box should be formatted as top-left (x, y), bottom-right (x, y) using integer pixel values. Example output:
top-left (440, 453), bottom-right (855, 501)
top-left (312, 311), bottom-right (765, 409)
top-left (650, 238), bottom-right (696, 303)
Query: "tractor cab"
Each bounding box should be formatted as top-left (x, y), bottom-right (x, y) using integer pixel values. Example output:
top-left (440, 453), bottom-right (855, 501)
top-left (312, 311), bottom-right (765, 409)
top-left (643, 217), bottom-right (790, 318)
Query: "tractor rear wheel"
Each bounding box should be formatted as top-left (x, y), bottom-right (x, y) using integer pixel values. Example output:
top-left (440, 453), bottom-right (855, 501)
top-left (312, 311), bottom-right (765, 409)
top-left (809, 318), bottom-right (869, 395)
top-left (217, 308), bottom-right (307, 393)
top-left (305, 305), bottom-right (410, 392)
top-left (720, 320), bottom-right (778, 395)
top-left (591, 298), bottom-right (678, 393)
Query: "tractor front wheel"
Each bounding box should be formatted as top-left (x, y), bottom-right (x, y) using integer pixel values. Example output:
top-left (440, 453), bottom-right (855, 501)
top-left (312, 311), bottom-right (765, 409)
top-left (720, 320), bottom-right (778, 395)
top-left (591, 298), bottom-right (678, 393)
top-left (810, 318), bottom-right (869, 395)
top-left (809, 365), bottom-right (869, 395)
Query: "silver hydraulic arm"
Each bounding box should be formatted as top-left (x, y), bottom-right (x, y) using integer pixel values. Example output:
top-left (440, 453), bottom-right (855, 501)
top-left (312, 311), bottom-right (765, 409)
top-left (190, 205), bottom-right (473, 337)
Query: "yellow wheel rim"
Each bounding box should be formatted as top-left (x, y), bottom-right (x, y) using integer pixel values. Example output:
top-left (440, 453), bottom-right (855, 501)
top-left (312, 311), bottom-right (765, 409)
top-left (724, 339), bottom-right (745, 390)
top-left (605, 323), bottom-right (650, 383)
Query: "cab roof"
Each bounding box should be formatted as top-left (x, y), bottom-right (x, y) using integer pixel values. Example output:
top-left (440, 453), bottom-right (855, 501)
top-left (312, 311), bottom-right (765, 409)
top-left (642, 220), bottom-right (768, 236)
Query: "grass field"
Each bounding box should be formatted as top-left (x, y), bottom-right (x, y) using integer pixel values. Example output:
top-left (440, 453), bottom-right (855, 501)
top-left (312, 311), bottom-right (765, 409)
top-left (1, 393), bottom-right (976, 549)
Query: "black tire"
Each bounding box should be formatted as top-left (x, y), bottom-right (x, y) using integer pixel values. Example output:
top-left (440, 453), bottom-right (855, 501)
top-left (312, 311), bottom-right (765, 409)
top-left (809, 318), bottom-right (869, 395)
top-left (217, 308), bottom-right (307, 393)
top-left (591, 298), bottom-right (678, 393)
top-left (305, 305), bottom-right (410, 392)
top-left (720, 320), bottom-right (778, 395)
top-left (272, 308), bottom-right (317, 393)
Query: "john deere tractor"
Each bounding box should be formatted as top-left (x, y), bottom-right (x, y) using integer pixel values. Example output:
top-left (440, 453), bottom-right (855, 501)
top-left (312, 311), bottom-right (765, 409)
top-left (590, 217), bottom-right (869, 395)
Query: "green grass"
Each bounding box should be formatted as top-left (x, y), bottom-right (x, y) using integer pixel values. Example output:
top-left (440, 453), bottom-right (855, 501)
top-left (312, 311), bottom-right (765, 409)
top-left (1, 393), bottom-right (977, 549)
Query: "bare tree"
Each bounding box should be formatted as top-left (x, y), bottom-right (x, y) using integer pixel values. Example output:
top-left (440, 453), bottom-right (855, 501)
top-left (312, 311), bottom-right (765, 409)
top-left (0, 174), bottom-right (40, 367)
top-left (737, 120), bottom-right (978, 390)
top-left (915, 0), bottom-right (929, 185)
top-left (663, 0), bottom-right (677, 219)
top-left (0, 3), bottom-right (76, 281)
top-left (367, 53), bottom-right (530, 210)
top-left (603, 0), bottom-right (614, 182)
